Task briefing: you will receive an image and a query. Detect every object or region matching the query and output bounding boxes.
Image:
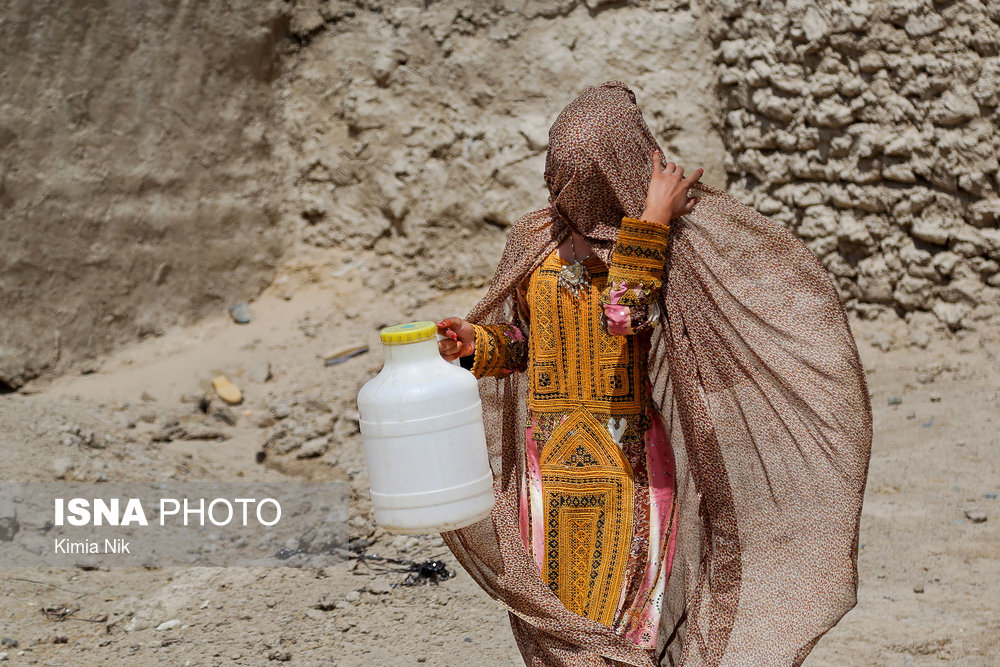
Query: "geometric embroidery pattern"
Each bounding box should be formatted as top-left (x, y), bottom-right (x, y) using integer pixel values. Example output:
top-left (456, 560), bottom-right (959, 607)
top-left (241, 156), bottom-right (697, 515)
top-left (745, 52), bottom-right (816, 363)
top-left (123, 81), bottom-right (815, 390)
top-left (541, 408), bottom-right (634, 626)
top-left (526, 251), bottom-right (645, 415)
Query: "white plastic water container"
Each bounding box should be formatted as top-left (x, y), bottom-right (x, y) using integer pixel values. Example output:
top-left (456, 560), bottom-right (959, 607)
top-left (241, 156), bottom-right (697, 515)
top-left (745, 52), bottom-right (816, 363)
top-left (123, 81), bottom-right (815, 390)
top-left (357, 321), bottom-right (494, 534)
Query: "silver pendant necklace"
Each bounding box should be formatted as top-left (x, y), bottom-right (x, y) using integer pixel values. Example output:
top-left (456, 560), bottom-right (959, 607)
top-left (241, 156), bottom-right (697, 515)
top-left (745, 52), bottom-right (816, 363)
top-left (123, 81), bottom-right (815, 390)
top-left (557, 233), bottom-right (591, 299)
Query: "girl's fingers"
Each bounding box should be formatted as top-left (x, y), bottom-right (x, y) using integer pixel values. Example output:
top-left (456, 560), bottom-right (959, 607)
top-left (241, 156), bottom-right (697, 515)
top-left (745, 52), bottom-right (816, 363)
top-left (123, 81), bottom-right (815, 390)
top-left (437, 317), bottom-right (465, 342)
top-left (684, 168), bottom-right (704, 186)
top-left (437, 317), bottom-right (476, 359)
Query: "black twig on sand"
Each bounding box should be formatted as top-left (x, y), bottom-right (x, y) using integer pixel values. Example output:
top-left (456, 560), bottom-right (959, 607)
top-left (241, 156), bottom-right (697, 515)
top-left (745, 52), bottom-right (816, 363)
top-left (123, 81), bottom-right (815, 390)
top-left (349, 546), bottom-right (455, 587)
top-left (40, 605), bottom-right (77, 621)
top-left (40, 604), bottom-right (107, 624)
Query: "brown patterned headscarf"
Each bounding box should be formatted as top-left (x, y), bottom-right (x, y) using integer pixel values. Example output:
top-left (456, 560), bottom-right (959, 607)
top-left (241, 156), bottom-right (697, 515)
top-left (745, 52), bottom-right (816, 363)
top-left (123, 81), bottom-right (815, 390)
top-left (443, 81), bottom-right (872, 666)
top-left (545, 81), bottom-right (657, 244)
top-left (467, 81), bottom-right (658, 322)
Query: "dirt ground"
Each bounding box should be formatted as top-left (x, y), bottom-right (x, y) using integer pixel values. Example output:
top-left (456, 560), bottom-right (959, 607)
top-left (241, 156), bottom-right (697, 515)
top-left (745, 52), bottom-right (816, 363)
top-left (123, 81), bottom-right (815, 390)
top-left (0, 246), bottom-right (997, 665)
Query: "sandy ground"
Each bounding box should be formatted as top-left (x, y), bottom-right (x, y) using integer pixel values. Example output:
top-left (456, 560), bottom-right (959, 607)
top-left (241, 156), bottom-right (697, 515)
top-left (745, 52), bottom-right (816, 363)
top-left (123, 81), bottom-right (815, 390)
top-left (0, 247), bottom-right (997, 666)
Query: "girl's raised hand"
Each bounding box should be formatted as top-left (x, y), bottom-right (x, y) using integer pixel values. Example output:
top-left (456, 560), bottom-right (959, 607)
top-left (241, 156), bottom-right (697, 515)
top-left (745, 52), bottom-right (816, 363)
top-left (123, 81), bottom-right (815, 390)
top-left (436, 317), bottom-right (476, 362)
top-left (640, 151), bottom-right (702, 226)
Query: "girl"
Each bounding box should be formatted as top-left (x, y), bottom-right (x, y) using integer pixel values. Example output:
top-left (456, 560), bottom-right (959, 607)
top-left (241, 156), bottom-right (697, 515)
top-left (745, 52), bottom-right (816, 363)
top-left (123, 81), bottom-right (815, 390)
top-left (436, 82), bottom-right (871, 666)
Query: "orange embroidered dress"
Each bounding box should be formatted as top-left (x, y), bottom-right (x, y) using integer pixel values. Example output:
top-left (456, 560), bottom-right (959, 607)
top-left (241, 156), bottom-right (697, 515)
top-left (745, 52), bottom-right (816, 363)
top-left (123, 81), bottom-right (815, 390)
top-left (468, 217), bottom-right (678, 648)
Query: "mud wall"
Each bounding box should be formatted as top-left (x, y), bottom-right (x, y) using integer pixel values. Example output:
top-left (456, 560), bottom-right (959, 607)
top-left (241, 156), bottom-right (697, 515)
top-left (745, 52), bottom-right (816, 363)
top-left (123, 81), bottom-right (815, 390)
top-left (0, 1), bottom-right (288, 388)
top-left (6, 0), bottom-right (1000, 387)
top-left (276, 0), bottom-right (728, 308)
top-left (712, 0), bottom-right (1000, 329)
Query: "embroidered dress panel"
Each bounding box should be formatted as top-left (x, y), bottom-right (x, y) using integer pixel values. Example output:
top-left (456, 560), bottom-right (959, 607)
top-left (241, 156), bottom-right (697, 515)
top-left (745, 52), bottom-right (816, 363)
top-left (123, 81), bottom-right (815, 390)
top-left (526, 252), bottom-right (645, 416)
top-left (540, 408), bottom-right (634, 624)
top-left (468, 216), bottom-right (677, 647)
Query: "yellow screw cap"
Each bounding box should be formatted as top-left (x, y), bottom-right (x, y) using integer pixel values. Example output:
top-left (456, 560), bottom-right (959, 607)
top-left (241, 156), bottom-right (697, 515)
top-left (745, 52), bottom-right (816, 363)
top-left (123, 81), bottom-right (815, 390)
top-left (379, 321), bottom-right (437, 345)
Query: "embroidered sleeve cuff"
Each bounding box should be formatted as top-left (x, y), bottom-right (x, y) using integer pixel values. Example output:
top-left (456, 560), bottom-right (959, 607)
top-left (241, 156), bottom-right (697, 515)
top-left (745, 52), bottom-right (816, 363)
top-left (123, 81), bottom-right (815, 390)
top-left (602, 216), bottom-right (669, 308)
top-left (470, 323), bottom-right (527, 378)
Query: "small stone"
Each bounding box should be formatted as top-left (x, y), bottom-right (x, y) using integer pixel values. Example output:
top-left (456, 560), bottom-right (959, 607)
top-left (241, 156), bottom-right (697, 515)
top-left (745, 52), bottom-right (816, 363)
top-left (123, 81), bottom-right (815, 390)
top-left (913, 583), bottom-right (924, 594)
top-left (52, 458), bottom-right (74, 479)
top-left (155, 619), bottom-right (180, 631)
top-left (180, 423), bottom-right (228, 441)
top-left (964, 508), bottom-right (988, 523)
top-left (887, 396), bottom-right (902, 406)
top-left (0, 639), bottom-right (16, 648)
top-left (228, 301), bottom-right (253, 325)
top-left (314, 595), bottom-right (337, 611)
top-left (250, 361), bottom-right (272, 384)
top-left (297, 436), bottom-right (330, 459)
top-left (266, 648), bottom-right (291, 662)
top-left (270, 402), bottom-right (292, 420)
top-left (366, 579), bottom-right (393, 595)
top-left (212, 375), bottom-right (242, 405)
top-left (344, 590), bottom-right (361, 603)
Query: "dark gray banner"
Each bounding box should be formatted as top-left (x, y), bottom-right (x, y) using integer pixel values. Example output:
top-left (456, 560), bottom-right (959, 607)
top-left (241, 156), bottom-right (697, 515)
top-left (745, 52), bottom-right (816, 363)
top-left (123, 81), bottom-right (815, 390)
top-left (0, 482), bottom-right (349, 567)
